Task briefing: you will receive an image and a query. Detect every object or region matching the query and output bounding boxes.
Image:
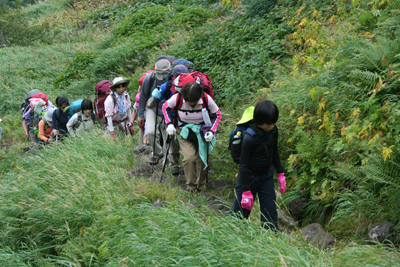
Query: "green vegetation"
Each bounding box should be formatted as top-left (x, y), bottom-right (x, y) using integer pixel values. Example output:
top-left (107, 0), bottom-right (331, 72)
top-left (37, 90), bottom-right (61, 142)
top-left (0, 0), bottom-right (400, 265)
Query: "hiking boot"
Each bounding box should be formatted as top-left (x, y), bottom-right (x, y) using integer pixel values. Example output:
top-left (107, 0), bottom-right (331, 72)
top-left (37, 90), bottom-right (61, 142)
top-left (172, 167), bottom-right (181, 176)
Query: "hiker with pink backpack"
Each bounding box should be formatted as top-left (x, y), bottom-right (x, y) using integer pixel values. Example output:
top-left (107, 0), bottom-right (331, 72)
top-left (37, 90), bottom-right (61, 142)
top-left (104, 77), bottom-right (132, 139)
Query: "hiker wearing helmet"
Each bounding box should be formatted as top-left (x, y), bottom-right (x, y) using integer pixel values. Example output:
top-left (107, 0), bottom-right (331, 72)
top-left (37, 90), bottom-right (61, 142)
top-left (51, 97), bottom-right (70, 139)
top-left (138, 58), bottom-right (173, 165)
top-left (230, 100), bottom-right (286, 231)
top-left (39, 108), bottom-right (56, 144)
top-left (151, 64), bottom-right (189, 175)
top-left (162, 82), bottom-right (222, 192)
top-left (104, 77), bottom-right (132, 139)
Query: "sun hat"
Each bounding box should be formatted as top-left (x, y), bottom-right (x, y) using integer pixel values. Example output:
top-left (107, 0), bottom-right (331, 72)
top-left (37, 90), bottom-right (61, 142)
top-left (154, 59), bottom-right (171, 80)
top-left (110, 77), bottom-right (130, 90)
top-left (236, 106), bottom-right (255, 125)
top-left (45, 108), bottom-right (56, 122)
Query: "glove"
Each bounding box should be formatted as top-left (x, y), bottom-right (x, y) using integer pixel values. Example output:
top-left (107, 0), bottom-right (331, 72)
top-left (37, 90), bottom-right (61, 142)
top-left (166, 124), bottom-right (176, 135)
top-left (277, 173), bottom-right (286, 194)
top-left (241, 191), bottom-right (254, 210)
top-left (151, 88), bottom-right (161, 99)
top-left (110, 131), bottom-right (116, 140)
top-left (204, 131), bottom-right (214, 142)
top-left (127, 122), bottom-right (135, 135)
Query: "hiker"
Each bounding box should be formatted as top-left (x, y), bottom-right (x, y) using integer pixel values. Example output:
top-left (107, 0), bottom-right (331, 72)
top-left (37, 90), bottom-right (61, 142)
top-left (21, 91), bottom-right (55, 143)
top-left (67, 99), bottom-right (96, 138)
top-left (130, 90), bottom-right (149, 152)
top-left (104, 77), bottom-right (132, 139)
top-left (151, 64), bottom-right (189, 174)
top-left (162, 82), bottom-right (222, 192)
top-left (230, 100), bottom-right (286, 231)
top-left (52, 97), bottom-right (70, 139)
top-left (38, 108), bottom-right (56, 144)
top-left (138, 58), bottom-right (172, 165)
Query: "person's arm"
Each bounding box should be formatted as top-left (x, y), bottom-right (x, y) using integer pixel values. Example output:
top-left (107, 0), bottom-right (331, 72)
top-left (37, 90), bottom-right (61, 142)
top-left (238, 134), bottom-right (255, 192)
top-left (22, 120), bottom-right (29, 139)
top-left (162, 94), bottom-right (177, 125)
top-left (272, 126), bottom-right (284, 174)
top-left (138, 72), bottom-right (153, 119)
top-left (38, 120), bottom-right (50, 142)
top-left (206, 96), bottom-right (222, 133)
top-left (131, 108), bottom-right (137, 123)
top-left (66, 114), bottom-right (78, 138)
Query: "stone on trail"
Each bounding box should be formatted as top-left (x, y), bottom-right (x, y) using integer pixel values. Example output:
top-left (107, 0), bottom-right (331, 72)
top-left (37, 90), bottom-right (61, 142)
top-left (301, 223), bottom-right (335, 249)
top-left (277, 209), bottom-right (297, 231)
top-left (367, 222), bottom-right (397, 244)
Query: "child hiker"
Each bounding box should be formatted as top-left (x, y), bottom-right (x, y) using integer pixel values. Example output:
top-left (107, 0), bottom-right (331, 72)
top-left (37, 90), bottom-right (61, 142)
top-left (67, 99), bottom-right (96, 138)
top-left (230, 100), bottom-right (286, 231)
top-left (162, 82), bottom-right (222, 192)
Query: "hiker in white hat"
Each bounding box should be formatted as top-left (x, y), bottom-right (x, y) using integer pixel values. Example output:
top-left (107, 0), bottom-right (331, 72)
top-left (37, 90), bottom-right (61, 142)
top-left (104, 77), bottom-right (132, 139)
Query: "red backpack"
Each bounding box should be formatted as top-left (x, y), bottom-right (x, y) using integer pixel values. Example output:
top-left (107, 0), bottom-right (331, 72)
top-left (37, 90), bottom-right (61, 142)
top-left (170, 71), bottom-right (214, 98)
top-left (94, 80), bottom-right (112, 119)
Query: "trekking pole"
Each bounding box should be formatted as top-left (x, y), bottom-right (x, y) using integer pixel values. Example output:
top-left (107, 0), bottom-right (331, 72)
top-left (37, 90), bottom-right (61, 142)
top-left (206, 141), bottom-right (209, 184)
top-left (160, 135), bottom-right (171, 183)
top-left (151, 100), bottom-right (159, 173)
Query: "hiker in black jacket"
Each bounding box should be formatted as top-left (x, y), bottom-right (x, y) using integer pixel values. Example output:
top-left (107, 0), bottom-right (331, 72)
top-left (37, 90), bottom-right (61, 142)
top-left (231, 100), bottom-right (286, 231)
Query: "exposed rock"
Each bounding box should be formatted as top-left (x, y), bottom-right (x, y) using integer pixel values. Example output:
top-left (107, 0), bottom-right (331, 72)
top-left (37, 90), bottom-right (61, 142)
top-left (133, 143), bottom-right (149, 154)
top-left (277, 209), bottom-right (297, 230)
top-left (288, 198), bottom-right (308, 222)
top-left (186, 200), bottom-right (197, 209)
top-left (153, 199), bottom-right (167, 208)
top-left (301, 223), bottom-right (335, 249)
top-left (207, 180), bottom-right (229, 190)
top-left (367, 223), bottom-right (397, 244)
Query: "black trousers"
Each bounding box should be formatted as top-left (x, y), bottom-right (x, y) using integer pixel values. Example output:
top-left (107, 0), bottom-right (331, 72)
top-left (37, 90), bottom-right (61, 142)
top-left (231, 167), bottom-right (278, 230)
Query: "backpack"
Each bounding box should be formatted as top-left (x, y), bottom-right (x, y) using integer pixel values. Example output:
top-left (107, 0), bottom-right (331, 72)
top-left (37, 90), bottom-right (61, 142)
top-left (228, 126), bottom-right (256, 164)
top-left (172, 58), bottom-right (195, 72)
top-left (169, 72), bottom-right (214, 98)
top-left (20, 89), bottom-right (41, 117)
top-left (94, 80), bottom-right (112, 119)
top-left (32, 104), bottom-right (48, 138)
top-left (55, 99), bottom-right (82, 124)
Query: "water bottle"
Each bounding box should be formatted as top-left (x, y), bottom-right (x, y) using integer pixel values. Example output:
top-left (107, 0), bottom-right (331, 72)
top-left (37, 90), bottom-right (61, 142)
top-left (202, 108), bottom-right (212, 126)
top-left (232, 131), bottom-right (241, 145)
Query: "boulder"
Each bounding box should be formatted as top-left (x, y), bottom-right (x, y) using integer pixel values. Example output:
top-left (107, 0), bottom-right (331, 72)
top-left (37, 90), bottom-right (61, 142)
top-left (153, 199), bottom-right (167, 208)
top-left (277, 209), bottom-right (297, 230)
top-left (207, 179), bottom-right (229, 190)
top-left (301, 223), bottom-right (335, 249)
top-left (288, 198), bottom-right (308, 222)
top-left (367, 223), bottom-right (397, 244)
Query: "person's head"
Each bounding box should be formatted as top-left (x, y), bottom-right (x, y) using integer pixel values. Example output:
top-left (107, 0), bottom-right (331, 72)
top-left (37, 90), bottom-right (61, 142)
top-left (181, 82), bottom-right (203, 106)
top-left (253, 100), bottom-right (279, 132)
top-left (172, 65), bottom-right (189, 78)
top-left (110, 77), bottom-right (130, 95)
top-left (45, 108), bottom-right (56, 125)
top-left (81, 99), bottom-right (93, 117)
top-left (56, 97), bottom-right (69, 111)
top-left (154, 59), bottom-right (171, 81)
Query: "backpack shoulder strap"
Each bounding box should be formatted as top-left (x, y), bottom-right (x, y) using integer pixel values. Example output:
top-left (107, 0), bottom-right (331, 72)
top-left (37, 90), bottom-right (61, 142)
top-left (77, 112), bottom-right (82, 122)
top-left (91, 112), bottom-right (96, 122)
top-left (201, 92), bottom-right (209, 110)
top-left (111, 92), bottom-right (117, 107)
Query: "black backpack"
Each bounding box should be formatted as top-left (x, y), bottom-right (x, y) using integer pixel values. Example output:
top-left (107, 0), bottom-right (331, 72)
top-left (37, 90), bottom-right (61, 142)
top-left (228, 125), bottom-right (256, 164)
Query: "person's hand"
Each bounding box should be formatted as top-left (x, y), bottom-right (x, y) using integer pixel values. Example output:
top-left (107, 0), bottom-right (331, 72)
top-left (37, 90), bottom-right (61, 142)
top-left (241, 191), bottom-right (254, 210)
top-left (52, 129), bottom-right (59, 136)
top-left (138, 118), bottom-right (145, 128)
top-left (166, 124), bottom-right (176, 135)
top-left (277, 173), bottom-right (286, 194)
top-left (25, 132), bottom-right (30, 139)
top-left (110, 131), bottom-right (116, 140)
top-left (127, 122), bottom-right (135, 135)
top-left (48, 136), bottom-right (54, 143)
top-left (151, 88), bottom-right (161, 99)
top-left (204, 131), bottom-right (214, 142)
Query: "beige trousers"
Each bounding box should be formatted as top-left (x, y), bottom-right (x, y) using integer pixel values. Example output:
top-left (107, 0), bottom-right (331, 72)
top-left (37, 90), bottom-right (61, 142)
top-left (177, 133), bottom-right (207, 191)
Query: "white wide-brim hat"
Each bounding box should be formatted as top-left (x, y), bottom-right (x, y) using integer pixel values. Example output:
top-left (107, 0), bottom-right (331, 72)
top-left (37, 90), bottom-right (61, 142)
top-left (110, 77), bottom-right (130, 89)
